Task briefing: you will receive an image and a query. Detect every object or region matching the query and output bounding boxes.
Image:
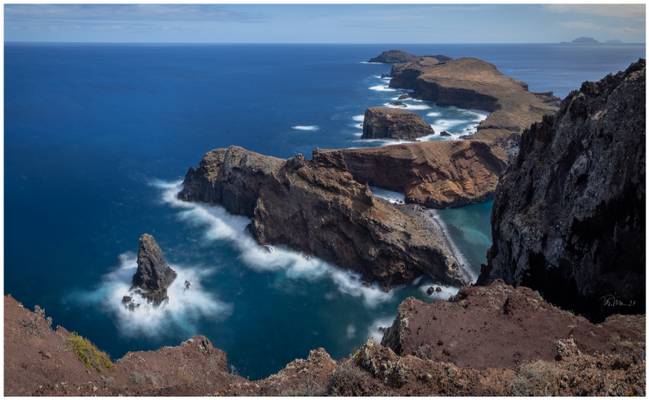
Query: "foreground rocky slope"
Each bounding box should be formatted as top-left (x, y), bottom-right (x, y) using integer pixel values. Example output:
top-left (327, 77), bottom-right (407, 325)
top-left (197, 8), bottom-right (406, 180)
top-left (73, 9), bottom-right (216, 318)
top-left (179, 146), bottom-right (467, 287)
top-left (479, 59), bottom-right (646, 320)
top-left (361, 107), bottom-right (434, 140)
top-left (6, 283), bottom-right (644, 395)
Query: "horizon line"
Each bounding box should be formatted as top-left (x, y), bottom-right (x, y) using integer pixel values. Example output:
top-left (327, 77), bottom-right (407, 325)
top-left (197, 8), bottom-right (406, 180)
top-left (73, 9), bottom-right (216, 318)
top-left (5, 41), bottom-right (646, 45)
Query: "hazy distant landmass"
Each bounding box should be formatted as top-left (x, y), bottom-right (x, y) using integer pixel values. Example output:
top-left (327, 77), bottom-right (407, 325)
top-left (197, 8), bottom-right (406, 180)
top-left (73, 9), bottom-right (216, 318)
top-left (560, 37), bottom-right (626, 45)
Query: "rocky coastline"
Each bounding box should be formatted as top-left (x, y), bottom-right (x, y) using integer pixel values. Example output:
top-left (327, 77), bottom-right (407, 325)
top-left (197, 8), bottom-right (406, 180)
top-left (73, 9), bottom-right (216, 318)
top-left (178, 146), bottom-right (469, 288)
top-left (4, 53), bottom-right (646, 396)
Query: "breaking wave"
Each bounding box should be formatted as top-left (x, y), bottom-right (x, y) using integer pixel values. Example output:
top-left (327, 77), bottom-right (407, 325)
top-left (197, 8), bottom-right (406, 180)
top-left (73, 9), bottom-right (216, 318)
top-left (367, 315), bottom-right (395, 341)
top-left (68, 253), bottom-right (231, 338)
top-left (153, 180), bottom-right (393, 308)
top-left (292, 125), bottom-right (319, 131)
top-left (369, 84), bottom-right (396, 92)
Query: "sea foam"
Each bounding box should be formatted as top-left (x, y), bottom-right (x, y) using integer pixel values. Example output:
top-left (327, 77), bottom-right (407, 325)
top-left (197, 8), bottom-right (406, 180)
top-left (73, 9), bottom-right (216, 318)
top-left (69, 252), bottom-right (231, 338)
top-left (369, 84), bottom-right (396, 92)
top-left (292, 125), bottom-right (319, 131)
top-left (154, 180), bottom-right (393, 308)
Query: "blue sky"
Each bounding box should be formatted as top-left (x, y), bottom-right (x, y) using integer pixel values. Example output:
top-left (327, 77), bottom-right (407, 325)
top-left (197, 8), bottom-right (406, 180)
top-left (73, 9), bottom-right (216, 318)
top-left (4, 4), bottom-right (646, 43)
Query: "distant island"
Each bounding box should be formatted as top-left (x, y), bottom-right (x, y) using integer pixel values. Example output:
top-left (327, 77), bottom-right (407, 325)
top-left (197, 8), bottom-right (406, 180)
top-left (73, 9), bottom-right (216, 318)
top-left (560, 37), bottom-right (626, 45)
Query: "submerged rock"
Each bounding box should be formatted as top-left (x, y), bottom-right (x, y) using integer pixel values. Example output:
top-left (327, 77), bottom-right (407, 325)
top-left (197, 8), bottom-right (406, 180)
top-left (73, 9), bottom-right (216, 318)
top-left (479, 59), bottom-right (646, 320)
top-left (131, 233), bottom-right (177, 305)
top-left (362, 107), bottom-right (434, 140)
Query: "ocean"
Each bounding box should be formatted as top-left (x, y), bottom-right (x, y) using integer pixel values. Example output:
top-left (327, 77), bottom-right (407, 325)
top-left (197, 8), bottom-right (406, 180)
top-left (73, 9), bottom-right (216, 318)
top-left (5, 42), bottom-right (644, 379)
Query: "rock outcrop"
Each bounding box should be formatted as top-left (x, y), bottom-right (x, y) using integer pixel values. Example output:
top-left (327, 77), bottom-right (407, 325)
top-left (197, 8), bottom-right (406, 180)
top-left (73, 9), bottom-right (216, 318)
top-left (130, 234), bottom-right (177, 305)
top-left (361, 107), bottom-right (434, 140)
top-left (313, 140), bottom-right (507, 208)
top-left (368, 50), bottom-right (420, 64)
top-left (388, 56), bottom-right (560, 153)
top-left (479, 59), bottom-right (646, 320)
top-left (179, 146), bottom-right (468, 287)
top-left (6, 287), bottom-right (644, 396)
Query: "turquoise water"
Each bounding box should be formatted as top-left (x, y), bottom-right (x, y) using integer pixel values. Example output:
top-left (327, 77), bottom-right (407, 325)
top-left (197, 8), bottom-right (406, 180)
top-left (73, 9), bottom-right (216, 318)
top-left (5, 43), bottom-right (644, 378)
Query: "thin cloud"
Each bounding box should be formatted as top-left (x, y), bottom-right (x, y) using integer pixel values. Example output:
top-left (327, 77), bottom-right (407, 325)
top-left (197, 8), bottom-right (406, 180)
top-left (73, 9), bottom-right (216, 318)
top-left (545, 4), bottom-right (645, 19)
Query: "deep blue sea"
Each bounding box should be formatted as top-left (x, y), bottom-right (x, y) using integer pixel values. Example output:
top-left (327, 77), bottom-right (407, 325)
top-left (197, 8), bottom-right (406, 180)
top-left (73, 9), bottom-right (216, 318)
top-left (5, 43), bottom-right (644, 379)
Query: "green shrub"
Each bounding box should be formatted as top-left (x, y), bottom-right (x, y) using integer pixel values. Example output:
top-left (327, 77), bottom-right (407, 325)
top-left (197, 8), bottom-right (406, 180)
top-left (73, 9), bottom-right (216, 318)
top-left (67, 333), bottom-right (113, 372)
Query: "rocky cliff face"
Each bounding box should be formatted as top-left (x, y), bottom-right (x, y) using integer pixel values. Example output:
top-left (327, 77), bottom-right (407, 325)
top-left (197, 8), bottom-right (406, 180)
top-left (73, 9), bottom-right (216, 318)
top-left (179, 146), bottom-right (468, 287)
top-left (479, 60), bottom-right (646, 320)
top-left (368, 50), bottom-right (420, 64)
top-left (131, 234), bottom-right (177, 305)
top-left (361, 107), bottom-right (434, 140)
top-left (313, 140), bottom-right (507, 208)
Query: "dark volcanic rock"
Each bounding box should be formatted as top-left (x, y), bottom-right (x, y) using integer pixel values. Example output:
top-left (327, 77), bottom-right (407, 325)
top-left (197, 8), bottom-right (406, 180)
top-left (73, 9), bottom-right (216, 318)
top-left (369, 50), bottom-right (420, 64)
top-left (479, 60), bottom-right (646, 320)
top-left (132, 234), bottom-right (177, 305)
top-left (362, 107), bottom-right (434, 140)
top-left (178, 146), bottom-right (468, 288)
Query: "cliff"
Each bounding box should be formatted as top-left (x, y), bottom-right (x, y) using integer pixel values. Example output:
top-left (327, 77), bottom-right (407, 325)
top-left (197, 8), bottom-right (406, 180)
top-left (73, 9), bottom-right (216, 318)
top-left (313, 140), bottom-right (506, 208)
top-left (179, 146), bottom-right (468, 288)
top-left (6, 285), bottom-right (644, 395)
top-left (479, 60), bottom-right (646, 320)
top-left (361, 107), bottom-right (434, 140)
top-left (368, 50), bottom-right (420, 64)
top-left (389, 56), bottom-right (560, 152)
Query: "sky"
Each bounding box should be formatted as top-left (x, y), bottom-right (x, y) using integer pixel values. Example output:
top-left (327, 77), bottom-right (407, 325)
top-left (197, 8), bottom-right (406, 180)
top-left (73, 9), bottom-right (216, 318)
top-left (4, 4), bottom-right (646, 44)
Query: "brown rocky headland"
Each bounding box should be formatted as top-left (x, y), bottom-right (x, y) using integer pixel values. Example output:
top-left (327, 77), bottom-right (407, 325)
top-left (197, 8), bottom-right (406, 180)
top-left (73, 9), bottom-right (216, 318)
top-left (361, 106), bottom-right (434, 140)
top-left (179, 146), bottom-right (469, 288)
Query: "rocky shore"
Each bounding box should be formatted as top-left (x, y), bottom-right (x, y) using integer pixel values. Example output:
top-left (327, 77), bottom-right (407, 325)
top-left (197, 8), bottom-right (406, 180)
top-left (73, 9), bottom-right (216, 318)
top-left (179, 146), bottom-right (468, 288)
top-left (479, 59), bottom-right (646, 321)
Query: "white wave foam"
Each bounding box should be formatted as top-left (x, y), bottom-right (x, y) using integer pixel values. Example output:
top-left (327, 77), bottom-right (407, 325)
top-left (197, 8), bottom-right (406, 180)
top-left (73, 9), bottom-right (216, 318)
top-left (69, 252), bottom-right (231, 338)
top-left (352, 114), bottom-right (365, 122)
top-left (383, 102), bottom-right (431, 111)
top-left (367, 316), bottom-right (395, 341)
top-left (430, 119), bottom-right (465, 133)
top-left (153, 180), bottom-right (392, 308)
top-left (369, 84), bottom-right (396, 92)
top-left (292, 125), bottom-right (319, 131)
top-left (370, 186), bottom-right (405, 204)
top-left (360, 61), bottom-right (382, 65)
top-left (426, 111), bottom-right (442, 117)
top-left (418, 283), bottom-right (460, 300)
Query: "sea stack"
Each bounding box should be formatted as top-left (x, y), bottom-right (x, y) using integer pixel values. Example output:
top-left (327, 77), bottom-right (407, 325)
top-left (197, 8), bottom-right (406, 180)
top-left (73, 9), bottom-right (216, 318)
top-left (131, 233), bottom-right (177, 305)
top-left (362, 107), bottom-right (434, 140)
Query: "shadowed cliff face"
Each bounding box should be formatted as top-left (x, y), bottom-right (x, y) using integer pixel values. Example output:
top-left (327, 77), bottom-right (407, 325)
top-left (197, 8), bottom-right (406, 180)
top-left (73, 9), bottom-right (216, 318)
top-left (178, 146), bottom-right (468, 288)
top-left (479, 59), bottom-right (646, 321)
top-left (131, 234), bottom-right (177, 305)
